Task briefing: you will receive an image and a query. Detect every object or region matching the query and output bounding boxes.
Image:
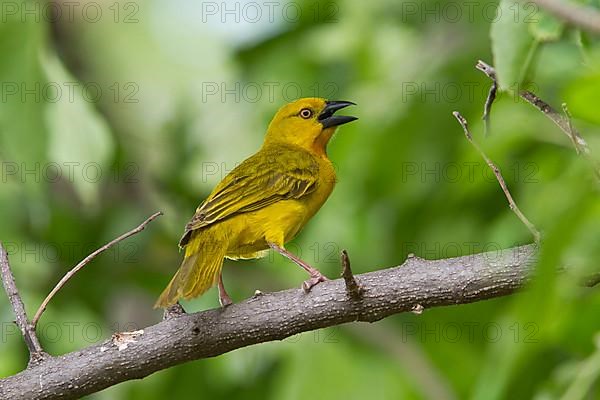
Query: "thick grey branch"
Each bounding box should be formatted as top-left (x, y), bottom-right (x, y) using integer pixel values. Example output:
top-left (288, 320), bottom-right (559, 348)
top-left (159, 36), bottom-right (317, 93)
top-left (0, 244), bottom-right (544, 399)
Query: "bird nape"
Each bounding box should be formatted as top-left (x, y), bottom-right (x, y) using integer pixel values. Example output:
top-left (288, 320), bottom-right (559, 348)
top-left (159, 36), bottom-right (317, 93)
top-left (155, 98), bottom-right (357, 309)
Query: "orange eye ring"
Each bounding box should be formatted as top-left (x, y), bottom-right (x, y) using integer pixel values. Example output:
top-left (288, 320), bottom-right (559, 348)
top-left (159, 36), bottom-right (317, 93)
top-left (299, 108), bottom-right (313, 119)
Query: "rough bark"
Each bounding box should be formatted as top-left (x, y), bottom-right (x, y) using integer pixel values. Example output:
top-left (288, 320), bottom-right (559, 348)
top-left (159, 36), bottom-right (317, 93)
top-left (0, 244), bottom-right (538, 399)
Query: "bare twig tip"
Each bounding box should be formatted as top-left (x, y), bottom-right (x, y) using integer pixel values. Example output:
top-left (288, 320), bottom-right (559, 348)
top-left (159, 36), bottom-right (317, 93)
top-left (475, 60), bottom-right (496, 79)
top-left (452, 111), bottom-right (472, 140)
top-left (340, 250), bottom-right (363, 298)
top-left (474, 61), bottom-right (497, 136)
top-left (32, 212), bottom-right (163, 328)
top-left (520, 91), bottom-right (597, 181)
top-left (453, 112), bottom-right (541, 243)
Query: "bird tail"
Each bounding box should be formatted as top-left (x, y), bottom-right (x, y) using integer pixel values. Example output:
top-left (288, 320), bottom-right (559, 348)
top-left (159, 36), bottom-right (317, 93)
top-left (154, 229), bottom-right (226, 308)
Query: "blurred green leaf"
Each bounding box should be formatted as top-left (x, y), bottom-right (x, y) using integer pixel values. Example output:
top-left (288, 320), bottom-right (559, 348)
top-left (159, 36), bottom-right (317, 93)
top-left (529, 11), bottom-right (563, 43)
top-left (42, 52), bottom-right (114, 206)
top-left (0, 10), bottom-right (47, 177)
top-left (564, 73), bottom-right (600, 124)
top-left (561, 335), bottom-right (600, 400)
top-left (491, 0), bottom-right (537, 90)
top-left (1, 1), bottom-right (599, 398)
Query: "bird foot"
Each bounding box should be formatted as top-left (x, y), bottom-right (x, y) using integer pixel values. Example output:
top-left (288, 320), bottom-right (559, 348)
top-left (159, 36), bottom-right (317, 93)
top-left (219, 293), bottom-right (233, 308)
top-left (302, 272), bottom-right (329, 293)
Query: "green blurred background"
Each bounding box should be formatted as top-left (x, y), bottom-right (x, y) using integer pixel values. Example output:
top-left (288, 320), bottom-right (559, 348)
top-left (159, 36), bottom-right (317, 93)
top-left (1, 0), bottom-right (599, 398)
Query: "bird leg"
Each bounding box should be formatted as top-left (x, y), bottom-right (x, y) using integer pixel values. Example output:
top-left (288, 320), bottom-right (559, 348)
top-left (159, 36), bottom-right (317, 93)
top-left (268, 242), bottom-right (329, 292)
top-left (218, 272), bottom-right (233, 307)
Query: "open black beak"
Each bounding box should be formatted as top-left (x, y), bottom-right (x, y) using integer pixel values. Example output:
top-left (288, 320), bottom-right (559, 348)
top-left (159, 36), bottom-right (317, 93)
top-left (318, 100), bottom-right (357, 129)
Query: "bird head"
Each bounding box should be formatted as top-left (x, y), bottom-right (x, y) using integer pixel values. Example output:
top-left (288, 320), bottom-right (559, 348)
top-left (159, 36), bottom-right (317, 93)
top-left (264, 98), bottom-right (357, 155)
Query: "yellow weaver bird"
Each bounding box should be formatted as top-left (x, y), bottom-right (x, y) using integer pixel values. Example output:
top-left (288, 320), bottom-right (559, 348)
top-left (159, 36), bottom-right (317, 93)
top-left (155, 98), bottom-right (357, 308)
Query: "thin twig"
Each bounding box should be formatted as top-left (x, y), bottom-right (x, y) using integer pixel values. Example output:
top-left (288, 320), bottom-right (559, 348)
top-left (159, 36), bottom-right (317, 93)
top-left (520, 91), bottom-right (600, 182)
top-left (340, 250), bottom-right (363, 298)
top-left (0, 244), bottom-right (47, 365)
top-left (582, 273), bottom-right (600, 288)
top-left (528, 0), bottom-right (600, 35)
top-left (560, 103), bottom-right (600, 182)
top-left (476, 60), bottom-right (497, 136)
top-left (561, 103), bottom-right (582, 155)
top-left (453, 112), bottom-right (542, 243)
top-left (31, 212), bottom-right (163, 329)
top-left (520, 91), bottom-right (589, 152)
top-left (476, 61), bottom-right (596, 178)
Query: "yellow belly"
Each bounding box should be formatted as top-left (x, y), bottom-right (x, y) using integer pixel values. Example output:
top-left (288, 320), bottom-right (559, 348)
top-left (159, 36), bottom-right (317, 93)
top-left (223, 201), bottom-right (303, 259)
top-left (224, 158), bottom-right (335, 259)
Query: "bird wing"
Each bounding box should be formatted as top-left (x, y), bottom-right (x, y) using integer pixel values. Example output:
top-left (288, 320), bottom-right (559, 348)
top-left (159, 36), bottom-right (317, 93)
top-left (179, 145), bottom-right (320, 247)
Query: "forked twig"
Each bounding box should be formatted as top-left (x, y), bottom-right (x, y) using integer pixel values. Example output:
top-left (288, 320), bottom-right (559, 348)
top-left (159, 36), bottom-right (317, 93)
top-left (32, 212), bottom-right (163, 328)
top-left (0, 244), bottom-right (47, 365)
top-left (453, 112), bottom-right (541, 243)
top-left (476, 60), bottom-right (592, 156)
top-left (520, 91), bottom-right (600, 182)
top-left (519, 91), bottom-right (589, 152)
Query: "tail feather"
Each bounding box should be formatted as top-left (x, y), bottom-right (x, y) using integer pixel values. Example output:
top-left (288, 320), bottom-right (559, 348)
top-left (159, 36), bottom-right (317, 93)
top-left (154, 230), bottom-right (226, 308)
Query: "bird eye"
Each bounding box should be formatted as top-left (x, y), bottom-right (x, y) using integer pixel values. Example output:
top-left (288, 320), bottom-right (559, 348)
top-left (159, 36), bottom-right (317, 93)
top-left (299, 108), bottom-right (313, 119)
